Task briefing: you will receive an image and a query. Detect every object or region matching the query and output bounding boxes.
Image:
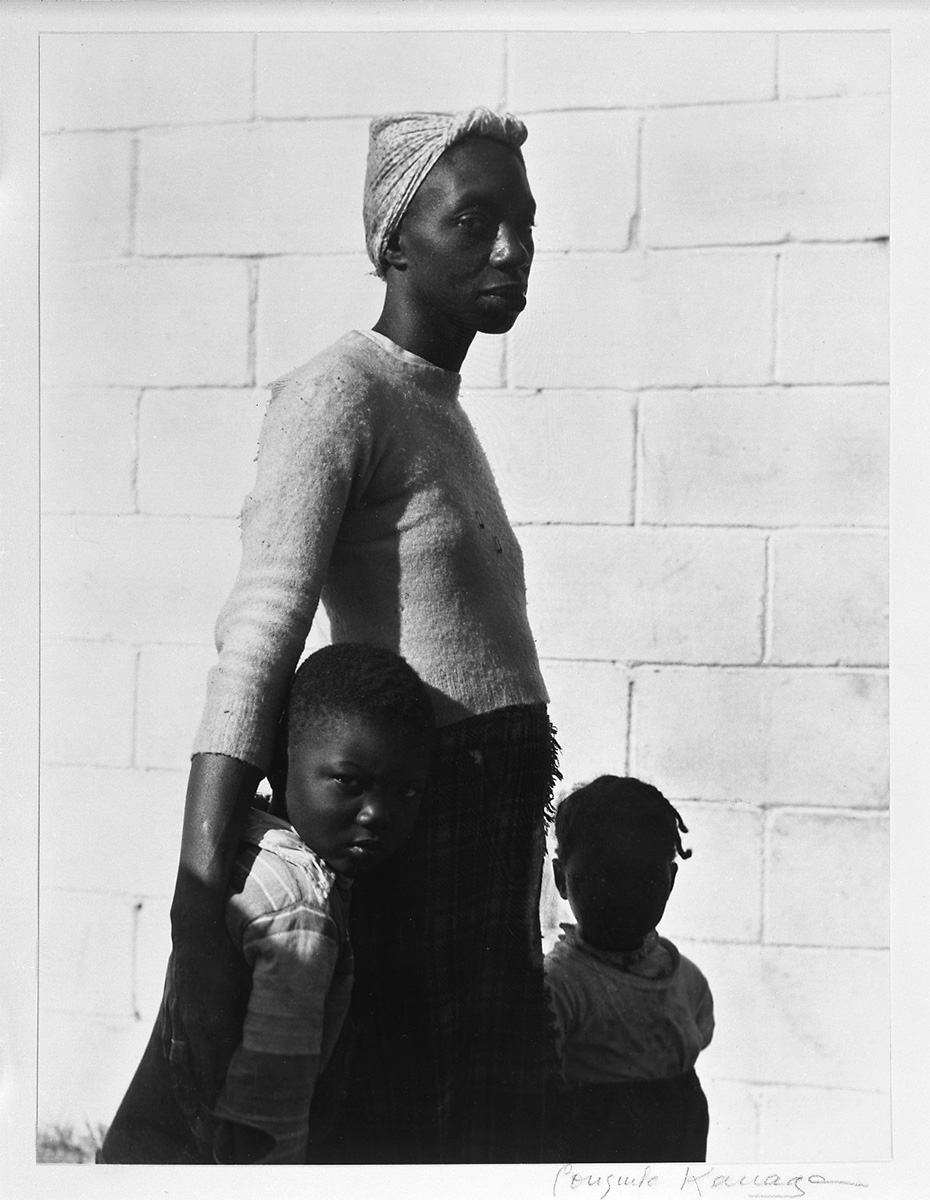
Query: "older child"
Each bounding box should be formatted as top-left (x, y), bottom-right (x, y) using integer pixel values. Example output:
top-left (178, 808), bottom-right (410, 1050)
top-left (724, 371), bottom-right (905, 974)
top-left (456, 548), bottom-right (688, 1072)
top-left (99, 643), bottom-right (435, 1164)
top-left (545, 776), bottom-right (714, 1163)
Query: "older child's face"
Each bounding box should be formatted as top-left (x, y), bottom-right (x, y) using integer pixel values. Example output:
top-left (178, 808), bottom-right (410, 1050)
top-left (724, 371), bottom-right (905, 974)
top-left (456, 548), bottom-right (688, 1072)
top-left (285, 712), bottom-right (432, 877)
top-left (554, 835), bottom-right (676, 953)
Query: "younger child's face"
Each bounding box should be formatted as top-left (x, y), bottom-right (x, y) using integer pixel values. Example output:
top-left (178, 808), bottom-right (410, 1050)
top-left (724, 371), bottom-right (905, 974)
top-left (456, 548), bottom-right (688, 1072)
top-left (553, 833), bottom-right (676, 953)
top-left (284, 711), bottom-right (433, 877)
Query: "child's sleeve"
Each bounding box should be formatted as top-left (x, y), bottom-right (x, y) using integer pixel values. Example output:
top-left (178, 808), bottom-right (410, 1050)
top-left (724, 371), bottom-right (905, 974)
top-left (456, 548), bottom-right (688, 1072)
top-left (694, 973), bottom-right (715, 1051)
top-left (212, 902), bottom-right (342, 1164)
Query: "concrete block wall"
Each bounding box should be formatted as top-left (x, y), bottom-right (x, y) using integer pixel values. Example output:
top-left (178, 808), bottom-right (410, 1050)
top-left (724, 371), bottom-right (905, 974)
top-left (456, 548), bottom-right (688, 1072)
top-left (39, 31), bottom-right (889, 1162)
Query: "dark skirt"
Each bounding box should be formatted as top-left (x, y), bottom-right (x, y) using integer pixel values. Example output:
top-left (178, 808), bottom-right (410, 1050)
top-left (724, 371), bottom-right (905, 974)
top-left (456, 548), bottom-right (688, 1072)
top-left (553, 1070), bottom-right (710, 1164)
top-left (324, 702), bottom-right (561, 1165)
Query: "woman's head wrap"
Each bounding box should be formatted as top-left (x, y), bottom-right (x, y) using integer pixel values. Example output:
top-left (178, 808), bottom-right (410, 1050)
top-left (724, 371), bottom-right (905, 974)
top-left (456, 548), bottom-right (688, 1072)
top-left (363, 107), bottom-right (528, 279)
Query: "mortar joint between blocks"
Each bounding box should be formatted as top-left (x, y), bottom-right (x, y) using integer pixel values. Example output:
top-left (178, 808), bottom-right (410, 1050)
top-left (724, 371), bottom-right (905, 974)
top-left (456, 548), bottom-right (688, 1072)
top-left (128, 134), bottom-right (141, 258)
top-left (762, 533), bottom-right (773, 665)
top-left (250, 34), bottom-right (259, 122)
top-left (247, 260), bottom-right (259, 387)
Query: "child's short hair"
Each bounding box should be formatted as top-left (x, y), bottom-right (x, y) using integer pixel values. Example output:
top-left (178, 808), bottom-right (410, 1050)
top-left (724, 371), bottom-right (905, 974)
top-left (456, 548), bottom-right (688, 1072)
top-left (288, 642), bottom-right (435, 737)
top-left (268, 643), bottom-right (435, 792)
top-left (554, 775), bottom-right (692, 864)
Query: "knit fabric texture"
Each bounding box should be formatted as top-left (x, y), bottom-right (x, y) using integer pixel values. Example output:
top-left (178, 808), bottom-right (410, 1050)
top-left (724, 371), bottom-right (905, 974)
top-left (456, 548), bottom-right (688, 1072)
top-left (194, 330), bottom-right (547, 771)
top-left (363, 107), bottom-right (528, 278)
top-left (544, 925), bottom-right (715, 1086)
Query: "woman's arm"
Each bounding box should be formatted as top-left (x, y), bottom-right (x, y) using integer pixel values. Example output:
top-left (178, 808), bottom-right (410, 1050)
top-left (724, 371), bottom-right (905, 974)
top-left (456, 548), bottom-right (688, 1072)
top-left (168, 753), bottom-right (262, 1111)
top-left (171, 361), bottom-right (369, 1115)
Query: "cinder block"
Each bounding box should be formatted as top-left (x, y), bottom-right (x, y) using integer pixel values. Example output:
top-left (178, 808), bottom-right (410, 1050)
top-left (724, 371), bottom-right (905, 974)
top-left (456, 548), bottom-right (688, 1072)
top-left (137, 121), bottom-right (369, 256)
top-left (673, 940), bottom-right (889, 1091)
top-left (138, 389), bottom-right (267, 517)
top-left (638, 387), bottom-right (889, 527)
top-left (40, 32), bottom-right (254, 131)
top-left (778, 243), bottom-right (889, 384)
top-left (519, 526), bottom-right (765, 663)
top-left (134, 897), bottom-right (173, 1025)
top-left (256, 255), bottom-right (385, 386)
top-left (511, 251), bottom-right (775, 389)
top-left (523, 112), bottom-right (638, 253)
top-left (701, 1080), bottom-right (760, 1162)
top-left (662, 802), bottom-right (763, 945)
top-left (766, 811), bottom-right (889, 948)
top-left (37, 1009), bottom-right (153, 1130)
top-left (509, 31), bottom-right (776, 109)
top-left (540, 659), bottom-right (629, 788)
top-left (633, 667), bottom-right (888, 808)
top-left (41, 513), bottom-right (242, 643)
top-left (40, 131), bottom-right (133, 260)
top-left (41, 388), bottom-right (137, 514)
top-left (136, 643), bottom-right (221, 769)
top-left (39, 889), bottom-right (136, 1017)
top-left (42, 259), bottom-right (251, 388)
top-left (462, 391), bottom-right (635, 525)
top-left (256, 32), bottom-right (505, 118)
top-left (40, 639), bottom-right (136, 766)
top-left (770, 532), bottom-right (888, 665)
top-left (779, 32), bottom-right (890, 98)
top-left (641, 98), bottom-right (888, 247)
top-left (40, 764), bottom-right (187, 897)
top-left (757, 1083), bottom-right (890, 1161)
top-left (462, 334), bottom-right (505, 391)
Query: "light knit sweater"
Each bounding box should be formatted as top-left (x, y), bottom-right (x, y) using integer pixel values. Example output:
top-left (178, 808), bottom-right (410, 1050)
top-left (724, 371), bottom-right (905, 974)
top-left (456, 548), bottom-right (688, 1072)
top-left (194, 330), bottom-right (547, 770)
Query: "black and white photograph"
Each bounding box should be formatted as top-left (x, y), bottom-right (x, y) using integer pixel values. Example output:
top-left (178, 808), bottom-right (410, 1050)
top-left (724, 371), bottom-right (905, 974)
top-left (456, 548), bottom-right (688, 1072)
top-left (2, 2), bottom-right (927, 1198)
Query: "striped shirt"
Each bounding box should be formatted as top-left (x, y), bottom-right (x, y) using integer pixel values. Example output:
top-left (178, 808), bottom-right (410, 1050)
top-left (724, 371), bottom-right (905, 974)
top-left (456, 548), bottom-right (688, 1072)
top-left (212, 807), bottom-right (353, 1163)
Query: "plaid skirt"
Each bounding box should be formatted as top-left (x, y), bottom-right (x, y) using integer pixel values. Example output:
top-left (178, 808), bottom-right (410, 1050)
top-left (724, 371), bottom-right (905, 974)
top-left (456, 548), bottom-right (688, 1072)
top-left (323, 702), bottom-right (561, 1164)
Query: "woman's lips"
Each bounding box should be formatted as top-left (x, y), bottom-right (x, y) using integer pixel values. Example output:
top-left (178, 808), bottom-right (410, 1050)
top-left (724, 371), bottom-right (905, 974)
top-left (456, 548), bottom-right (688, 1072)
top-left (480, 285), bottom-right (527, 309)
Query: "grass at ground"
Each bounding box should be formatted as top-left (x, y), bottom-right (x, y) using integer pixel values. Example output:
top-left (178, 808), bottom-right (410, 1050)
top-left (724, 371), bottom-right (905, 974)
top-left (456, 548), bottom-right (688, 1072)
top-left (36, 1122), bottom-right (107, 1164)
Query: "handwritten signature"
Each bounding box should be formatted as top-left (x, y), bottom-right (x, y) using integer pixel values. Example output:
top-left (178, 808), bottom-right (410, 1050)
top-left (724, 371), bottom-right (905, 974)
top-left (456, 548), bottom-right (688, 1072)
top-left (553, 1164), bottom-right (869, 1200)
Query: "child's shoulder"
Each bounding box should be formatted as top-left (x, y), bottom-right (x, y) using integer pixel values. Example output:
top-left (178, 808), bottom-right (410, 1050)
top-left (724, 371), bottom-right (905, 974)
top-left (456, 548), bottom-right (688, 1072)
top-left (227, 811), bottom-right (338, 929)
top-left (659, 937), bottom-right (712, 994)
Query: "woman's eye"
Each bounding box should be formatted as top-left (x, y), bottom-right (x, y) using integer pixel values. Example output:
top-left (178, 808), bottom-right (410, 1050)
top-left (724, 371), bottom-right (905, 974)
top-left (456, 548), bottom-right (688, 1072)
top-left (457, 213), bottom-right (491, 233)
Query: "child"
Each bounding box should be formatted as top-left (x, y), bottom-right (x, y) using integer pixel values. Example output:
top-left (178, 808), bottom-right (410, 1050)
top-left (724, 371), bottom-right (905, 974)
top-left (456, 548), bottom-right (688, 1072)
top-left (544, 775), bottom-right (714, 1163)
top-left (99, 643), bottom-right (436, 1164)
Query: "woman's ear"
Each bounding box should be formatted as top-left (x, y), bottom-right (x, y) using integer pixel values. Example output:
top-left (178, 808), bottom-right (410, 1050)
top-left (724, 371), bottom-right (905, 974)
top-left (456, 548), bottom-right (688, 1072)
top-left (382, 224), bottom-right (408, 271)
top-left (668, 860), bottom-right (678, 896)
top-left (552, 857), bottom-right (568, 900)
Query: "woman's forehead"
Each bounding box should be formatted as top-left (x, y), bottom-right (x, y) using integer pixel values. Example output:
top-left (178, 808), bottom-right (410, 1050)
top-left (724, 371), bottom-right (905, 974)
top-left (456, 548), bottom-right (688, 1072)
top-left (415, 137), bottom-right (534, 209)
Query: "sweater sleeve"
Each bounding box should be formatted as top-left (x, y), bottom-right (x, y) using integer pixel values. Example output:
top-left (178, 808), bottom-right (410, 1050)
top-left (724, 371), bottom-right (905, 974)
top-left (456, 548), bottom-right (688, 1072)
top-left (212, 901), bottom-right (341, 1164)
top-left (193, 366), bottom-right (372, 769)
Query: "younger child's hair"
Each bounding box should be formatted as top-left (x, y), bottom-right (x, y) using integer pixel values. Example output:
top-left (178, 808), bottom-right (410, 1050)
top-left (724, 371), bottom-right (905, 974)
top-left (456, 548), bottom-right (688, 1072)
top-left (554, 775), bottom-right (692, 864)
top-left (268, 643), bottom-right (435, 792)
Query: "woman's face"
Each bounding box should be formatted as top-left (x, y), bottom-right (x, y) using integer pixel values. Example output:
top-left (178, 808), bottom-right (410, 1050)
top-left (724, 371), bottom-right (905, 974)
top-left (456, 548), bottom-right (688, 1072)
top-left (391, 137), bottom-right (537, 337)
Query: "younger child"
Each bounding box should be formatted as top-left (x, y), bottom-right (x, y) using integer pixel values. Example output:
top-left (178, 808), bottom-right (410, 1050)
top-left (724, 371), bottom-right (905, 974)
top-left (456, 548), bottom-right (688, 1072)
top-left (99, 643), bottom-right (436, 1164)
top-left (544, 775), bottom-right (714, 1163)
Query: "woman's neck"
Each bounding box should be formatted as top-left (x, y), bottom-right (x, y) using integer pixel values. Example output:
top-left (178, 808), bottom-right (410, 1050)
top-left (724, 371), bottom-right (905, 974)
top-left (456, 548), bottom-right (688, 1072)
top-left (373, 302), bottom-right (473, 374)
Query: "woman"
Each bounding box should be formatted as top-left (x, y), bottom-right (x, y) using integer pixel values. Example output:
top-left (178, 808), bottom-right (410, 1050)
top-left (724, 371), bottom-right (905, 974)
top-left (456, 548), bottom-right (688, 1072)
top-left (170, 108), bottom-right (559, 1164)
